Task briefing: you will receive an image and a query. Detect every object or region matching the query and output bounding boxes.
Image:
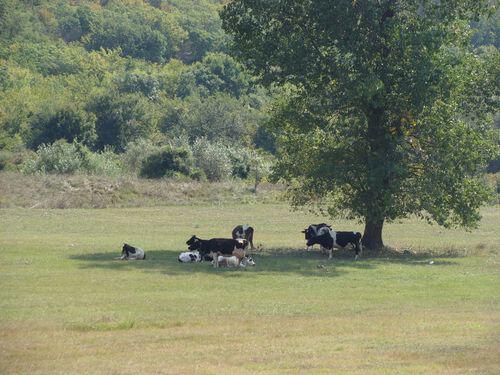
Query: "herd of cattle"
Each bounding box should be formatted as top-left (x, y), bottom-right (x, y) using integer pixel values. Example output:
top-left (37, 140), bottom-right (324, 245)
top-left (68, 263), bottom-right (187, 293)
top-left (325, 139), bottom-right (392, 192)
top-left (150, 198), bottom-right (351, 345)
top-left (119, 223), bottom-right (363, 268)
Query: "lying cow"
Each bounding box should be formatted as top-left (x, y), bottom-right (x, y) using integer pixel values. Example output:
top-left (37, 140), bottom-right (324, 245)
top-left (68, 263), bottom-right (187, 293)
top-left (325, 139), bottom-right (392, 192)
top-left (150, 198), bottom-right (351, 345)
top-left (306, 230), bottom-right (362, 260)
top-left (302, 223), bottom-right (332, 251)
top-left (232, 225), bottom-right (254, 249)
top-left (178, 251), bottom-right (213, 262)
top-left (215, 255), bottom-right (256, 268)
top-left (185, 235), bottom-right (248, 268)
top-left (178, 251), bottom-right (201, 262)
top-left (119, 243), bottom-right (146, 260)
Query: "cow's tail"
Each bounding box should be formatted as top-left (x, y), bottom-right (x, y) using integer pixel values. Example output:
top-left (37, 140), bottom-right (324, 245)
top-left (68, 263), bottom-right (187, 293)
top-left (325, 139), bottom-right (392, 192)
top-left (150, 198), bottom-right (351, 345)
top-left (143, 253), bottom-right (146, 260)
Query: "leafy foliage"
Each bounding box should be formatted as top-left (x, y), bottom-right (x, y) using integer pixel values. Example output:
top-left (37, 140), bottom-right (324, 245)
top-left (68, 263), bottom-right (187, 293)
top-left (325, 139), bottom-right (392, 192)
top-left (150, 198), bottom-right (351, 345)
top-left (222, 0), bottom-right (499, 247)
top-left (192, 138), bottom-right (232, 182)
top-left (27, 106), bottom-right (96, 149)
top-left (88, 92), bottom-right (159, 152)
top-left (0, 0), bottom-right (271, 167)
top-left (139, 145), bottom-right (198, 179)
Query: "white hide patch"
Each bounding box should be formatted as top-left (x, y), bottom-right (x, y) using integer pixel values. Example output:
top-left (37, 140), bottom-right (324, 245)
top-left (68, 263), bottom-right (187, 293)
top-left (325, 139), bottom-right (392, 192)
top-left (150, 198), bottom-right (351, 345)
top-left (126, 247), bottom-right (145, 260)
top-left (317, 226), bottom-right (330, 236)
top-left (242, 224), bottom-right (250, 231)
top-left (328, 229), bottom-right (338, 248)
top-left (178, 251), bottom-right (201, 262)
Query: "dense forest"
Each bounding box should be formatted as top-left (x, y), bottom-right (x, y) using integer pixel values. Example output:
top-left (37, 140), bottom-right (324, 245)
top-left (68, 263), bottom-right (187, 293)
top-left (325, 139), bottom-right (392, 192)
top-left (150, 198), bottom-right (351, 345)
top-left (0, 0), bottom-right (275, 182)
top-left (0, 0), bottom-right (497, 181)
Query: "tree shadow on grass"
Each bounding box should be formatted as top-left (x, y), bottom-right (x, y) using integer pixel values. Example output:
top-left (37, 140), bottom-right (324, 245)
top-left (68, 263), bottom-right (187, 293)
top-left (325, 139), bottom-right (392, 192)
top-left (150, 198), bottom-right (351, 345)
top-left (359, 246), bottom-right (463, 266)
top-left (69, 247), bottom-right (370, 278)
top-left (69, 245), bottom-right (458, 278)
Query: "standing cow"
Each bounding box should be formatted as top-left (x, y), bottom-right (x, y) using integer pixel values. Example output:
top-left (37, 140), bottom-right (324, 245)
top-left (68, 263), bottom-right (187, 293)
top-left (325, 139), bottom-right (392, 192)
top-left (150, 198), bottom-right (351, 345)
top-left (306, 230), bottom-right (363, 260)
top-left (186, 235), bottom-right (248, 268)
top-left (302, 223), bottom-right (332, 251)
top-left (232, 225), bottom-right (254, 250)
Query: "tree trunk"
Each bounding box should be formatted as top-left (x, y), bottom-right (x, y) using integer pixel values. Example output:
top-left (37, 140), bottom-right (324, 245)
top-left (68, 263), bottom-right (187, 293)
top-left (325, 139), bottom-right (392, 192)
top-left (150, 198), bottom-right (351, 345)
top-left (362, 219), bottom-right (384, 250)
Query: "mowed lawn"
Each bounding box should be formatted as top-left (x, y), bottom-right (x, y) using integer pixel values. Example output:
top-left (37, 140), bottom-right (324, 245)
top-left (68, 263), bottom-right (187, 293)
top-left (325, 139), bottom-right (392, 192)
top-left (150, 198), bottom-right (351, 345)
top-left (0, 204), bottom-right (499, 374)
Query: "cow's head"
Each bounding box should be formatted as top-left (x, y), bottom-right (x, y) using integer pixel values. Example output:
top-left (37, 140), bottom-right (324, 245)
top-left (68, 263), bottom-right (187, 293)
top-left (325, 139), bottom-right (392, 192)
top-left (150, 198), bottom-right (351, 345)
top-left (235, 238), bottom-right (248, 250)
top-left (306, 236), bottom-right (319, 247)
top-left (244, 256), bottom-right (255, 266)
top-left (122, 243), bottom-right (136, 256)
top-left (186, 235), bottom-right (201, 251)
top-left (302, 227), bottom-right (315, 240)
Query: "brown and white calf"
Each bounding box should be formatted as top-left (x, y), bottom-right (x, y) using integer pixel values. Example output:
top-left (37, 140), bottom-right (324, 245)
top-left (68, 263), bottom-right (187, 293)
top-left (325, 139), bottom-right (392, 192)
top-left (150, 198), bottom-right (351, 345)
top-left (215, 255), bottom-right (256, 268)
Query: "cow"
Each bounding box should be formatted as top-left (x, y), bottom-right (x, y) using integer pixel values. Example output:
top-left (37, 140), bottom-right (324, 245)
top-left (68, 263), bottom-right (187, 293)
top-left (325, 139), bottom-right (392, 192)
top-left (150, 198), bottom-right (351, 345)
top-left (119, 243), bottom-right (146, 260)
top-left (185, 235), bottom-right (248, 268)
top-left (215, 255), bottom-right (256, 268)
top-left (178, 251), bottom-right (213, 262)
top-left (302, 223), bottom-right (332, 251)
top-left (232, 225), bottom-right (254, 249)
top-left (178, 251), bottom-right (201, 262)
top-left (306, 230), bottom-right (362, 260)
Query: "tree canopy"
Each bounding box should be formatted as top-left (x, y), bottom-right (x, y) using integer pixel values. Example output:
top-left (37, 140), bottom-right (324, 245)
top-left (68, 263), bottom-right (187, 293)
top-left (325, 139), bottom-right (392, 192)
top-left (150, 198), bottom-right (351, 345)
top-left (222, 0), bottom-right (499, 248)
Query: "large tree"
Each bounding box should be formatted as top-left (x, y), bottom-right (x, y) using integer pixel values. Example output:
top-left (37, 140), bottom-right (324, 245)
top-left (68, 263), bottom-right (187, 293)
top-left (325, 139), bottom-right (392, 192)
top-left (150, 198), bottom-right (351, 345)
top-left (221, 0), bottom-right (499, 249)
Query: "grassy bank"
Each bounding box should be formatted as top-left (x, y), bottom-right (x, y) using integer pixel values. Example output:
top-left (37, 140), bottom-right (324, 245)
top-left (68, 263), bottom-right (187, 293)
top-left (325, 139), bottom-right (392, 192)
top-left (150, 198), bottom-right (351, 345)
top-left (0, 204), bottom-right (499, 374)
top-left (0, 171), bottom-right (283, 208)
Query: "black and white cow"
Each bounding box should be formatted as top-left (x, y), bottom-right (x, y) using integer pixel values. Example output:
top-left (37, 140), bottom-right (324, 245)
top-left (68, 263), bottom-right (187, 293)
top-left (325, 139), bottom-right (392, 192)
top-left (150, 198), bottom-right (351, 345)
top-left (178, 251), bottom-right (201, 262)
top-left (306, 230), bottom-right (362, 260)
top-left (185, 235), bottom-right (248, 268)
top-left (232, 225), bottom-right (254, 249)
top-left (302, 223), bottom-right (332, 250)
top-left (178, 250), bottom-right (213, 262)
top-left (119, 243), bottom-right (146, 260)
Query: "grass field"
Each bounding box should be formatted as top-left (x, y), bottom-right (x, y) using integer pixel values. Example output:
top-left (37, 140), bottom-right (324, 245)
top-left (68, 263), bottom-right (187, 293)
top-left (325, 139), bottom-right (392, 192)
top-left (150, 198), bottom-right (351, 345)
top-left (1, 204), bottom-right (499, 374)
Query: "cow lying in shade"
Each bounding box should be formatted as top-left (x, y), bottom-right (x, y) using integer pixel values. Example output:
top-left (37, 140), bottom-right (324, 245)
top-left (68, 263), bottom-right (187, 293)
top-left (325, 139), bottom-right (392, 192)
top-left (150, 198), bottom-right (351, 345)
top-left (214, 255), bottom-right (256, 268)
top-left (306, 230), bottom-right (362, 260)
top-left (178, 251), bottom-right (201, 262)
top-left (232, 225), bottom-right (254, 249)
top-left (178, 251), bottom-right (213, 262)
top-left (185, 235), bottom-right (248, 268)
top-left (119, 243), bottom-right (146, 260)
top-left (302, 223), bottom-right (332, 251)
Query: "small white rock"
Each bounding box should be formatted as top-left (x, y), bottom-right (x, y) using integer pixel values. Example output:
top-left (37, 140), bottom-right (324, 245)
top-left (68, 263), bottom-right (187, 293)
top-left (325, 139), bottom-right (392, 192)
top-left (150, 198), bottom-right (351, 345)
top-left (429, 261), bottom-right (434, 265)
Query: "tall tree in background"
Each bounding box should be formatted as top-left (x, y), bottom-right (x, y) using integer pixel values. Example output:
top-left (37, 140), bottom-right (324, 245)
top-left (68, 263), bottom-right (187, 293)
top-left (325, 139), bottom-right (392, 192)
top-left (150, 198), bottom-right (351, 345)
top-left (222, 0), bottom-right (499, 249)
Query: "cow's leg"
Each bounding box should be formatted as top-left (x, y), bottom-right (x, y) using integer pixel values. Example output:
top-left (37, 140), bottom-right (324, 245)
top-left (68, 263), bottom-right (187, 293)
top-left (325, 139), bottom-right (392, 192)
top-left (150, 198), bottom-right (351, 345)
top-left (354, 242), bottom-right (362, 260)
top-left (328, 248), bottom-right (332, 260)
top-left (212, 252), bottom-right (218, 268)
top-left (248, 232), bottom-right (254, 250)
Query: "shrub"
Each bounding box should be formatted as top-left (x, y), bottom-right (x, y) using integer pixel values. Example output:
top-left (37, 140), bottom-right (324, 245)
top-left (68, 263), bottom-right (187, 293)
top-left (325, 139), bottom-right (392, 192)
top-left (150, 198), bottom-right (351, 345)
top-left (192, 138), bottom-right (232, 182)
top-left (122, 138), bottom-right (161, 175)
top-left (226, 145), bottom-right (253, 179)
top-left (23, 140), bottom-right (83, 174)
top-left (140, 145), bottom-right (197, 179)
top-left (27, 107), bottom-right (96, 150)
top-left (0, 150), bottom-right (11, 171)
top-left (22, 140), bottom-right (122, 175)
top-left (248, 151), bottom-right (273, 192)
top-left (81, 147), bottom-right (122, 177)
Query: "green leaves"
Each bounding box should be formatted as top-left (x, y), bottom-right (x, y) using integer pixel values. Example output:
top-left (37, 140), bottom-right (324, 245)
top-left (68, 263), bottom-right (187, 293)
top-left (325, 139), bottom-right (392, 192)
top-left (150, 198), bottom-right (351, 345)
top-left (222, 0), bottom-right (498, 234)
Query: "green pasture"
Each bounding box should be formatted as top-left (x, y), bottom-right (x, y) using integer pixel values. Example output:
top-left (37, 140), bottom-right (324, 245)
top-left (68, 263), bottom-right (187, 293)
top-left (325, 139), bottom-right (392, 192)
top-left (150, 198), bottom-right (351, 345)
top-left (0, 205), bottom-right (499, 374)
